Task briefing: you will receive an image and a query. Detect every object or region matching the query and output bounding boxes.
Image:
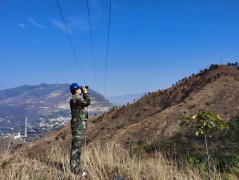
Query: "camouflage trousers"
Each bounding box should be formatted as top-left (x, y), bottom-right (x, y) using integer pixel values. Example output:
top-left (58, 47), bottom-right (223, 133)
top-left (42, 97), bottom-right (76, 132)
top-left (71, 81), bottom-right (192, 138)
top-left (70, 117), bottom-right (87, 174)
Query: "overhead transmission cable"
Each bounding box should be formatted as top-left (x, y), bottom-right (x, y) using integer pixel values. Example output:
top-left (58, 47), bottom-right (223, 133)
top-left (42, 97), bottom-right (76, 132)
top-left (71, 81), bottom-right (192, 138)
top-left (56, 0), bottom-right (86, 84)
top-left (86, 0), bottom-right (98, 89)
top-left (103, 0), bottom-right (112, 96)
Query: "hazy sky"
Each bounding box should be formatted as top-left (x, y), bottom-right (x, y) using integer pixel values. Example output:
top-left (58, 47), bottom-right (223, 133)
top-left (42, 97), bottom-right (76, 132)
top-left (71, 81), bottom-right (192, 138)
top-left (1, 0), bottom-right (239, 96)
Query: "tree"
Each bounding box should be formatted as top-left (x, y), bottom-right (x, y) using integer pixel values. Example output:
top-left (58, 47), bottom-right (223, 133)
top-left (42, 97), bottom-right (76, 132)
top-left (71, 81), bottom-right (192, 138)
top-left (182, 110), bottom-right (229, 173)
top-left (209, 64), bottom-right (218, 69)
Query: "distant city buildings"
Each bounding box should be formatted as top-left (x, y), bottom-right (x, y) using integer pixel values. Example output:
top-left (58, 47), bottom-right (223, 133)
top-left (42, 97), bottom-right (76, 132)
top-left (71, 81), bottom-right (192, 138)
top-left (0, 105), bottom-right (111, 142)
top-left (14, 132), bottom-right (21, 139)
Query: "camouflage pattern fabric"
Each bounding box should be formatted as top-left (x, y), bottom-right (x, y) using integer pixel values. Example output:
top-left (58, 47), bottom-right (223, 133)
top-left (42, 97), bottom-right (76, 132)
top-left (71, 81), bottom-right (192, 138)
top-left (70, 93), bottom-right (91, 174)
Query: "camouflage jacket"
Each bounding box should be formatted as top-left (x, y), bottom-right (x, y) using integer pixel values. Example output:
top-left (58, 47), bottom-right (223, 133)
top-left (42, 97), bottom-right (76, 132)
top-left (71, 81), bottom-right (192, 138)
top-left (70, 93), bottom-right (91, 120)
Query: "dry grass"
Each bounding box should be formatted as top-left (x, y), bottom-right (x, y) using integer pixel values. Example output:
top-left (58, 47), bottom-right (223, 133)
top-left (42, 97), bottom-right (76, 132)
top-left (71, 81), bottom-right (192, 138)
top-left (0, 152), bottom-right (75, 180)
top-left (0, 141), bottom-right (238, 180)
top-left (82, 142), bottom-right (196, 180)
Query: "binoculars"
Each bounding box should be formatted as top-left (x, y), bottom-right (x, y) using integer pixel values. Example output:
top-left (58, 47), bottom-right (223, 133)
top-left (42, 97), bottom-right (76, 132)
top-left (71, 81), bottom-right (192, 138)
top-left (80, 86), bottom-right (89, 89)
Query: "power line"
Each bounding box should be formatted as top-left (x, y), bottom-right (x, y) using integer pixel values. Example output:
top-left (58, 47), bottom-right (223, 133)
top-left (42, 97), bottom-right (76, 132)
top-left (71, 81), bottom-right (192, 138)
top-left (103, 0), bottom-right (112, 96)
top-left (56, 0), bottom-right (86, 83)
top-left (86, 0), bottom-right (98, 89)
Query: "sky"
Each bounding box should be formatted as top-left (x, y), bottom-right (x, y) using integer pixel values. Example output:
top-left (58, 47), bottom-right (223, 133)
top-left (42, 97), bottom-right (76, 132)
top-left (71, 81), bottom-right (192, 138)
top-left (1, 0), bottom-right (239, 96)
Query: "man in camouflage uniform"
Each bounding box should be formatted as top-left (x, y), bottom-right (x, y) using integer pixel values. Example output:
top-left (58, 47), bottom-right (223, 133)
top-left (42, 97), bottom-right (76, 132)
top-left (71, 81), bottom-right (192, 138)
top-left (69, 83), bottom-right (91, 175)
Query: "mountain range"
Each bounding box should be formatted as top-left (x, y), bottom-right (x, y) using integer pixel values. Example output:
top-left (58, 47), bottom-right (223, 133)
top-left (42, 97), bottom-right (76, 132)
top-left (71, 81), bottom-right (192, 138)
top-left (25, 64), bottom-right (239, 147)
top-left (0, 83), bottom-right (113, 136)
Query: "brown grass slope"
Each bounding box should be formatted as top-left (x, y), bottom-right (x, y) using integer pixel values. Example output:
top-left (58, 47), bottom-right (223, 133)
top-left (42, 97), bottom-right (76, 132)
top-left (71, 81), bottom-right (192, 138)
top-left (24, 64), bottom-right (239, 151)
top-left (85, 65), bottom-right (239, 146)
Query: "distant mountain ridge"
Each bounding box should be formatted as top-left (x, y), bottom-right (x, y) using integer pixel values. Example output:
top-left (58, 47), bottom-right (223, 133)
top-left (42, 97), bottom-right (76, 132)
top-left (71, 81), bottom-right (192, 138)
top-left (27, 64), bottom-right (239, 147)
top-left (0, 83), bottom-right (113, 135)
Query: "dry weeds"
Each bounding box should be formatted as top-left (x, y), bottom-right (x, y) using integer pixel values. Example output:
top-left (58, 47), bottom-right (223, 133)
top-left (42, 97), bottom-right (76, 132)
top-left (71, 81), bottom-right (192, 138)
top-left (0, 141), bottom-right (238, 180)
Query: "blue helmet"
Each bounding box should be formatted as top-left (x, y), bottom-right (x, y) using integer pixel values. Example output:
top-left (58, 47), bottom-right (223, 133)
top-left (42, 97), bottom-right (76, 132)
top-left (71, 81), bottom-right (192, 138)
top-left (70, 83), bottom-right (81, 91)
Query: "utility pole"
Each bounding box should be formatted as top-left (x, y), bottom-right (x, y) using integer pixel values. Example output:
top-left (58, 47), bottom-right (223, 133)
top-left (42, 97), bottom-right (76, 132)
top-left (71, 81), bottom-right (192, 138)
top-left (24, 116), bottom-right (28, 141)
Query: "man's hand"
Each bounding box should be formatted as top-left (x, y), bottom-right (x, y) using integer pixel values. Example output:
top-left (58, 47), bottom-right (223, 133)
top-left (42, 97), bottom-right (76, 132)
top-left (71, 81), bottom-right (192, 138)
top-left (82, 87), bottom-right (88, 94)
